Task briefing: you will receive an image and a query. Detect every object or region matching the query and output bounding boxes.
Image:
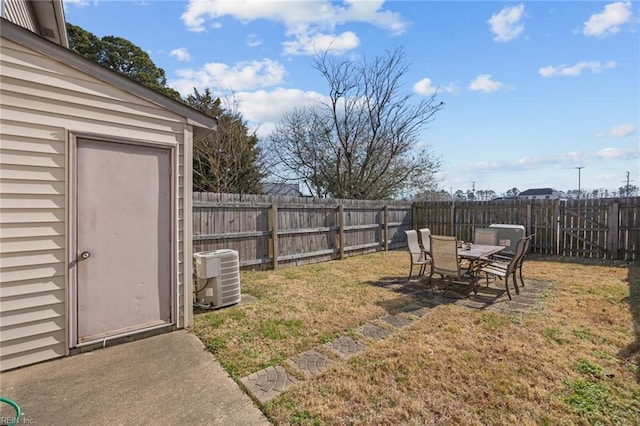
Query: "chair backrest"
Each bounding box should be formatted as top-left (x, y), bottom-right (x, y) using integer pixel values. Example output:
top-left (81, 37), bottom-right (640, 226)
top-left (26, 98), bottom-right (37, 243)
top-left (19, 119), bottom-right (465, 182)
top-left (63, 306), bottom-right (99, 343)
top-left (474, 228), bottom-right (498, 246)
top-left (405, 230), bottom-right (423, 263)
top-left (515, 235), bottom-right (534, 268)
top-left (429, 235), bottom-right (460, 277)
top-left (506, 237), bottom-right (528, 273)
top-left (419, 228), bottom-right (431, 252)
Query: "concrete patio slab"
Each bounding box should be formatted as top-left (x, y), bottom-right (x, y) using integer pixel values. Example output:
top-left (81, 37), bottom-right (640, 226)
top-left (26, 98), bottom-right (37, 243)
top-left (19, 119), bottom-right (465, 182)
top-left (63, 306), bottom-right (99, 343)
top-left (0, 330), bottom-right (269, 425)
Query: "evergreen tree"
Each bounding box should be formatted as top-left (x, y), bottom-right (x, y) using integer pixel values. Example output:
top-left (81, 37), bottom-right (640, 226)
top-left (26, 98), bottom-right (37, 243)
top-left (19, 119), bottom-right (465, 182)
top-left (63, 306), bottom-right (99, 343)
top-left (66, 23), bottom-right (181, 100)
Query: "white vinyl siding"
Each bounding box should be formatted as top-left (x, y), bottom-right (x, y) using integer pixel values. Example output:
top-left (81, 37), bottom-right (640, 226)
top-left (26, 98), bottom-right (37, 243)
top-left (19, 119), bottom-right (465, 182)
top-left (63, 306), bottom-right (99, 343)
top-left (0, 37), bottom-right (190, 371)
top-left (1, 0), bottom-right (37, 33)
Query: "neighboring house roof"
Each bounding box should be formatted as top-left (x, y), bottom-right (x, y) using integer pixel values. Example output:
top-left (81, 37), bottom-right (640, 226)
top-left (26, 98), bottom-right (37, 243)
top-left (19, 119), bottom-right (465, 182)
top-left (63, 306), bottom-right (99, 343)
top-left (263, 183), bottom-right (302, 197)
top-left (0, 17), bottom-right (217, 140)
top-left (519, 188), bottom-right (558, 196)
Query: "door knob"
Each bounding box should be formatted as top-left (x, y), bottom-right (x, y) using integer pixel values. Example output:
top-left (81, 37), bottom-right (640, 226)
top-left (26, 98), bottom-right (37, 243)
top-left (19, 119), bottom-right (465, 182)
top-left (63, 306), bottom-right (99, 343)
top-left (79, 251), bottom-right (91, 260)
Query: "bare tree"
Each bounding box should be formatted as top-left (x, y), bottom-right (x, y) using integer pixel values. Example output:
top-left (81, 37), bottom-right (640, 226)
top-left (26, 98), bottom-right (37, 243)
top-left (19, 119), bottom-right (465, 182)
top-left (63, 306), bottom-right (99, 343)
top-left (267, 47), bottom-right (443, 199)
top-left (186, 88), bottom-right (265, 193)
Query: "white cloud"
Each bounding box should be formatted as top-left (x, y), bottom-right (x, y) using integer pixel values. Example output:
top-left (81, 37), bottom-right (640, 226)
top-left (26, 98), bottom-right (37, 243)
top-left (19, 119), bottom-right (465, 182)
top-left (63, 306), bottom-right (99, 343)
top-left (468, 74), bottom-right (504, 93)
top-left (462, 147), bottom-right (639, 175)
top-left (236, 88), bottom-right (327, 137)
top-left (595, 147), bottom-right (639, 160)
top-left (246, 34), bottom-right (263, 48)
top-left (181, 0), bottom-right (407, 55)
top-left (487, 4), bottom-right (525, 42)
top-left (169, 58), bottom-right (286, 95)
top-left (583, 1), bottom-right (632, 38)
top-left (413, 78), bottom-right (438, 96)
top-left (64, 0), bottom-right (91, 7)
top-left (170, 48), bottom-right (191, 62)
top-left (607, 123), bottom-right (638, 137)
top-left (443, 82), bottom-right (460, 94)
top-left (538, 60), bottom-right (617, 77)
top-left (282, 31), bottom-right (359, 55)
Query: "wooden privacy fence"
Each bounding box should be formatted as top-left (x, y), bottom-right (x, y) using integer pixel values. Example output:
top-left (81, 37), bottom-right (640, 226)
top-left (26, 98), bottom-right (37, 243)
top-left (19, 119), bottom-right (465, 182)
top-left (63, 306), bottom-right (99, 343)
top-left (193, 193), bottom-right (412, 269)
top-left (194, 194), bottom-right (639, 269)
top-left (413, 197), bottom-right (640, 261)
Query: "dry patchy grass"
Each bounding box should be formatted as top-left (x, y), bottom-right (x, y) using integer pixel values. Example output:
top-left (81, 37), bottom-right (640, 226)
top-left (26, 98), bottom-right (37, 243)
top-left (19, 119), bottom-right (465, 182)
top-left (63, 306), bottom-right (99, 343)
top-left (191, 251), bottom-right (640, 425)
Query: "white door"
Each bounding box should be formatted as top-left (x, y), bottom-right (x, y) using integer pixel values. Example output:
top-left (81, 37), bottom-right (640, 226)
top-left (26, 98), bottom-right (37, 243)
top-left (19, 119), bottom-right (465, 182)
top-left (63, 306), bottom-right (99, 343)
top-left (76, 138), bottom-right (172, 344)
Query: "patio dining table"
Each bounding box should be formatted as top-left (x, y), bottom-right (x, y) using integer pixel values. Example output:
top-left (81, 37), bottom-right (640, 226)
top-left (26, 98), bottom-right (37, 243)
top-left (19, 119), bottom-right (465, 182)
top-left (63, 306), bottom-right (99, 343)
top-left (457, 244), bottom-right (505, 262)
top-left (457, 244), bottom-right (506, 291)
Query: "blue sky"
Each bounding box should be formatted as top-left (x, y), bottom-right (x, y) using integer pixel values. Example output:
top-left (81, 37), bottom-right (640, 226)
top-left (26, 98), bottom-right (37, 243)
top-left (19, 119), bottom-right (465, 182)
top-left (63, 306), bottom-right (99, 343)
top-left (64, 1), bottom-right (639, 196)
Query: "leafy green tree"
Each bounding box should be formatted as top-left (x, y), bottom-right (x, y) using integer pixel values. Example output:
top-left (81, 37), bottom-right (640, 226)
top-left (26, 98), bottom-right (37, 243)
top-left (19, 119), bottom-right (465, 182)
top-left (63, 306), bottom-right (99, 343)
top-left (268, 47), bottom-right (443, 199)
top-left (185, 88), bottom-right (265, 193)
top-left (66, 23), bottom-right (181, 100)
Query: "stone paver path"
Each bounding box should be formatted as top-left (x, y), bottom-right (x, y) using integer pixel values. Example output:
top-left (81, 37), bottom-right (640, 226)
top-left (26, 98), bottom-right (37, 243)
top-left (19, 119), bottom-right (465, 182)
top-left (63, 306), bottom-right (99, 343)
top-left (286, 349), bottom-right (334, 378)
top-left (379, 314), bottom-right (413, 328)
top-left (239, 365), bottom-right (297, 404)
top-left (238, 277), bottom-right (551, 405)
top-left (358, 323), bottom-right (391, 341)
top-left (324, 335), bottom-right (365, 359)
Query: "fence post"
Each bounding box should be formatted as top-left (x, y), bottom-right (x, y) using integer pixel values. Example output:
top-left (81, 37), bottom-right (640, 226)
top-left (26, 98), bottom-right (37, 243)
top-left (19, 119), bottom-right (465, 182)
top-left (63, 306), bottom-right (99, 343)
top-left (554, 199), bottom-right (561, 256)
top-left (382, 205), bottom-right (389, 251)
top-left (450, 203), bottom-right (456, 237)
top-left (526, 202), bottom-right (532, 236)
top-left (411, 203), bottom-right (417, 230)
top-left (607, 202), bottom-right (619, 260)
top-left (338, 203), bottom-right (345, 260)
top-left (270, 202), bottom-right (278, 269)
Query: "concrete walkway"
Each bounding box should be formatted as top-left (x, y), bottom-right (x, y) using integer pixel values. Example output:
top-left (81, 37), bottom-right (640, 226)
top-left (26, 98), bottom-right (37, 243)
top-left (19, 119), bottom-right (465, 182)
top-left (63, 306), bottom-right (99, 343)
top-left (0, 330), bottom-right (269, 426)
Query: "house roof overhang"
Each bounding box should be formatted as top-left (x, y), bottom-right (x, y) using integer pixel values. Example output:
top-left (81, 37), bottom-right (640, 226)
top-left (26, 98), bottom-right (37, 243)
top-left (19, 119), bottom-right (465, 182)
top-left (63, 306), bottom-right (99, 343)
top-left (29, 0), bottom-right (69, 48)
top-left (1, 18), bottom-right (217, 140)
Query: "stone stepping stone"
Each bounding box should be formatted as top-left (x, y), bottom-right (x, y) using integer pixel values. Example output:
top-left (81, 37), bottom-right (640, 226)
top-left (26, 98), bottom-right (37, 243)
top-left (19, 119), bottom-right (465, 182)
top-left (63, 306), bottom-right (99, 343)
top-left (379, 314), bottom-right (413, 328)
top-left (455, 299), bottom-right (489, 309)
top-left (358, 323), bottom-right (390, 341)
top-left (239, 365), bottom-right (297, 404)
top-left (405, 307), bottom-right (429, 318)
top-left (324, 335), bottom-right (365, 359)
top-left (286, 349), bottom-right (334, 378)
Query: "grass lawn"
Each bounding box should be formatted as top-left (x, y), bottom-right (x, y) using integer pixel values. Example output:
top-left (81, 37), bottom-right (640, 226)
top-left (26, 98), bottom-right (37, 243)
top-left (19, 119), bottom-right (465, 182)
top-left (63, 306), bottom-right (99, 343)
top-left (191, 250), bottom-right (640, 425)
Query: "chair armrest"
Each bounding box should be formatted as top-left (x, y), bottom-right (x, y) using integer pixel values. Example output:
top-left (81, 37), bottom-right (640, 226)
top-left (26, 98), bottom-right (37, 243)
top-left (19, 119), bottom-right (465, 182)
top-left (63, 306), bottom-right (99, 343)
top-left (492, 253), bottom-right (513, 262)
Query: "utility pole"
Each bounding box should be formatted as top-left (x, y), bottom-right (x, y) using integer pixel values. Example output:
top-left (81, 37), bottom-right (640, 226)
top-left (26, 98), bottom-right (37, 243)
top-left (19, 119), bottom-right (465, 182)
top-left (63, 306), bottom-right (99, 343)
top-left (623, 171), bottom-right (633, 197)
top-left (575, 166), bottom-right (584, 199)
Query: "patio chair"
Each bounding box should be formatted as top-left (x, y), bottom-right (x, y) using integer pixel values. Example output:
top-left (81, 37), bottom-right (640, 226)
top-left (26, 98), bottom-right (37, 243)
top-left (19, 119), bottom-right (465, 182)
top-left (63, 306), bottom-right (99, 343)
top-left (473, 227), bottom-right (500, 282)
top-left (491, 234), bottom-right (534, 288)
top-left (473, 228), bottom-right (499, 246)
top-left (478, 236), bottom-right (528, 300)
top-left (418, 228), bottom-right (431, 258)
top-left (405, 230), bottom-right (430, 281)
top-left (428, 235), bottom-right (475, 295)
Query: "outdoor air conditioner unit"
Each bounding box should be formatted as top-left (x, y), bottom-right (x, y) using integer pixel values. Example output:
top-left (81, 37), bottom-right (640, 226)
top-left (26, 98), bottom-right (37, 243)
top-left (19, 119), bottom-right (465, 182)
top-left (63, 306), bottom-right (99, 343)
top-left (193, 249), bottom-right (241, 309)
top-left (489, 224), bottom-right (525, 254)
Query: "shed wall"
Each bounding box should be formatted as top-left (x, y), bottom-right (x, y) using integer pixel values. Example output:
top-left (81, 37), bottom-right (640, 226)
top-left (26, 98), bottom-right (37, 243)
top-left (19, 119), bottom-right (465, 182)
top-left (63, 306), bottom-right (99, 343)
top-left (0, 37), bottom-right (191, 371)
